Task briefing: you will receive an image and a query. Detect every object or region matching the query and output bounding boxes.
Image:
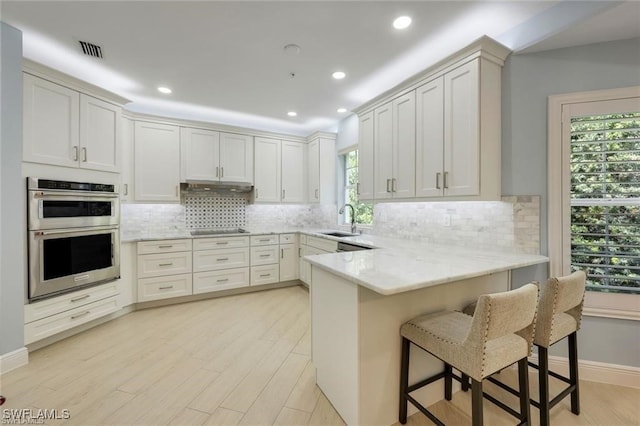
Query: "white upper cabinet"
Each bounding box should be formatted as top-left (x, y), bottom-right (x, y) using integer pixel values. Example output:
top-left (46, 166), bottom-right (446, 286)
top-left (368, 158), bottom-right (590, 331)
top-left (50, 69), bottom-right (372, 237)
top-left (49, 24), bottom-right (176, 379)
top-left (307, 136), bottom-right (336, 204)
top-left (415, 58), bottom-right (501, 200)
top-left (23, 73), bottom-right (121, 173)
top-left (181, 127), bottom-right (220, 181)
top-left (181, 129), bottom-right (253, 184)
top-left (308, 139), bottom-right (320, 202)
top-left (281, 141), bottom-right (306, 203)
top-left (415, 77), bottom-right (445, 198)
top-left (134, 121), bottom-right (181, 202)
top-left (254, 137), bottom-right (281, 202)
top-left (219, 132), bottom-right (253, 183)
top-left (120, 117), bottom-right (134, 201)
top-left (254, 138), bottom-right (306, 203)
top-left (357, 38), bottom-right (508, 202)
top-left (373, 92), bottom-right (416, 199)
top-left (357, 111), bottom-right (375, 201)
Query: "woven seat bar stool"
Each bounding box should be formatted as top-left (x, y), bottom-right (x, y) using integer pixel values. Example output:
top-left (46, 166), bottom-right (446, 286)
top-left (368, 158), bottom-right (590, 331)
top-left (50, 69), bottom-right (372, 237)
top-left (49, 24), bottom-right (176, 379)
top-left (462, 271), bottom-right (586, 426)
top-left (399, 283), bottom-right (539, 426)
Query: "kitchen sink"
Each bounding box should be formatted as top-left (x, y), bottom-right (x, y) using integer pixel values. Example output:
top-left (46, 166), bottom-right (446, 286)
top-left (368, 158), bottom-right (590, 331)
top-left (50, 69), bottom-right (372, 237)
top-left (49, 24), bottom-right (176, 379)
top-left (318, 231), bottom-right (360, 238)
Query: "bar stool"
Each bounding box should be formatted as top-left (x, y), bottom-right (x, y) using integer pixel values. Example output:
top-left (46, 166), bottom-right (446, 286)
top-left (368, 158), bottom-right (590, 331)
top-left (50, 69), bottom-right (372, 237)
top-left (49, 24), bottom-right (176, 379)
top-left (463, 271), bottom-right (586, 426)
top-left (399, 283), bottom-right (539, 426)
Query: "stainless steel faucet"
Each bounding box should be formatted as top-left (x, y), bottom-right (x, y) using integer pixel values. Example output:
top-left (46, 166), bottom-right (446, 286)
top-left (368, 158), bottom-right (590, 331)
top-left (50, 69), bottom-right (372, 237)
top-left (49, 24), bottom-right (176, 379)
top-left (339, 203), bottom-right (357, 234)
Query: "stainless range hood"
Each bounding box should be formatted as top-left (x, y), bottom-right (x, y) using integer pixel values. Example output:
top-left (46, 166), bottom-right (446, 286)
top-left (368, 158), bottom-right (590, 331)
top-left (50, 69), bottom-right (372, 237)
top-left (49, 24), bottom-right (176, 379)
top-left (181, 181), bottom-right (253, 193)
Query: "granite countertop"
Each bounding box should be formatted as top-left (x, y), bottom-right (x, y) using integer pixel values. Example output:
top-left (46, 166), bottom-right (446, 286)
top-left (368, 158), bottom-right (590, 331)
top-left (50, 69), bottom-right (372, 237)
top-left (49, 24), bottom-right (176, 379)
top-left (302, 233), bottom-right (548, 296)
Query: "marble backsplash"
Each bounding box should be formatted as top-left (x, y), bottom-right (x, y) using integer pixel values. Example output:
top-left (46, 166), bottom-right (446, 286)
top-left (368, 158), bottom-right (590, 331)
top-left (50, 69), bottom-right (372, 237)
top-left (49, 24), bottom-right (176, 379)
top-left (121, 195), bottom-right (540, 254)
top-left (371, 196), bottom-right (540, 254)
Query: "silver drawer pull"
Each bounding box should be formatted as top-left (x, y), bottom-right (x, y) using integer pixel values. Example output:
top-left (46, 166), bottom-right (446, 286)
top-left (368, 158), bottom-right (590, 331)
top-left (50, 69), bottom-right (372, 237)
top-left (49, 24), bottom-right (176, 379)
top-left (217, 258), bottom-right (229, 261)
top-left (158, 262), bottom-right (173, 266)
top-left (217, 278), bottom-right (229, 283)
top-left (259, 254), bottom-right (270, 257)
top-left (259, 238), bottom-right (270, 242)
top-left (71, 311), bottom-right (90, 320)
top-left (260, 274), bottom-right (271, 277)
top-left (159, 285), bottom-right (174, 290)
top-left (70, 294), bottom-right (90, 303)
top-left (158, 245), bottom-right (173, 248)
top-left (216, 241), bottom-right (229, 245)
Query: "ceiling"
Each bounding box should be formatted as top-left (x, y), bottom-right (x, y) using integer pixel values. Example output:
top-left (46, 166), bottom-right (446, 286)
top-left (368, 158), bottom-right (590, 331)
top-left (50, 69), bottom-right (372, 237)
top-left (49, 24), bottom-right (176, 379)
top-left (2, 1), bottom-right (639, 136)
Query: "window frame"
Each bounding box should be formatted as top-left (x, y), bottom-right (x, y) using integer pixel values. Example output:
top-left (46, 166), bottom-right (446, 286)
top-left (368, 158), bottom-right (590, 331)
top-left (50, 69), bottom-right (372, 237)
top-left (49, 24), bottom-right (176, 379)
top-left (338, 146), bottom-right (373, 228)
top-left (548, 86), bottom-right (640, 321)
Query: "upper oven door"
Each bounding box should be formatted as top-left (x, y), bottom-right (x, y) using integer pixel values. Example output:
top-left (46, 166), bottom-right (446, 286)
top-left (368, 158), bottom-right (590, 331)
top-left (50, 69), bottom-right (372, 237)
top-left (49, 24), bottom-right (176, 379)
top-left (28, 190), bottom-right (119, 230)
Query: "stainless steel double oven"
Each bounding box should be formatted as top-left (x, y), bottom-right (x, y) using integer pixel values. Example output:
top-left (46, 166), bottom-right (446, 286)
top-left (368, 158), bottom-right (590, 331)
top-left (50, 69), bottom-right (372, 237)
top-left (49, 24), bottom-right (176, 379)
top-left (27, 178), bottom-right (120, 301)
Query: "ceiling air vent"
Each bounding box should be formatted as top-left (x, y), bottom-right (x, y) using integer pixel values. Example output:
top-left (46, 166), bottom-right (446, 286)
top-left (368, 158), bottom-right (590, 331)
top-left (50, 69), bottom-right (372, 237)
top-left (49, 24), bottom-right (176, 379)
top-left (79, 40), bottom-right (103, 58)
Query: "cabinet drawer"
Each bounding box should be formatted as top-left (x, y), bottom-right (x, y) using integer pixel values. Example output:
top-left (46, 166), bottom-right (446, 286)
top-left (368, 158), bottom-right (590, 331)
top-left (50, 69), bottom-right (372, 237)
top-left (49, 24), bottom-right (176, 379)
top-left (250, 264), bottom-right (280, 286)
top-left (25, 295), bottom-right (119, 344)
top-left (137, 239), bottom-right (192, 255)
top-left (299, 234), bottom-right (307, 244)
top-left (279, 233), bottom-right (296, 244)
top-left (251, 234), bottom-right (279, 246)
top-left (137, 252), bottom-right (192, 278)
top-left (193, 267), bottom-right (250, 294)
top-left (193, 236), bottom-right (249, 251)
top-left (250, 245), bottom-right (279, 266)
top-left (193, 247), bottom-right (250, 272)
top-left (137, 274), bottom-right (193, 302)
top-left (307, 236), bottom-right (338, 252)
top-left (25, 281), bottom-right (119, 323)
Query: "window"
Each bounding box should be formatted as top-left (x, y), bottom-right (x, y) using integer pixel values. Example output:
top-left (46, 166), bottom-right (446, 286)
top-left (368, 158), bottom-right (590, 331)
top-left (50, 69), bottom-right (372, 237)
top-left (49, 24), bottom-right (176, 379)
top-left (342, 149), bottom-right (373, 226)
top-left (570, 112), bottom-right (640, 293)
top-left (548, 87), bottom-right (640, 320)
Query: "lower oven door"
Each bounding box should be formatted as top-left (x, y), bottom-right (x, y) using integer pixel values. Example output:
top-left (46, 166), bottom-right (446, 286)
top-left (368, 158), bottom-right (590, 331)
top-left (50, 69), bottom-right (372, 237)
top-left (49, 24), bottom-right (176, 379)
top-left (28, 226), bottom-right (121, 301)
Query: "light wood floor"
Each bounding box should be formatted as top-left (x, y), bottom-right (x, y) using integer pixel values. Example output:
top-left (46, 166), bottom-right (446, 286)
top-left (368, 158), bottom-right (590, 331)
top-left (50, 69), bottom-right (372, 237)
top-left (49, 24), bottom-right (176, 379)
top-left (1, 285), bottom-right (638, 425)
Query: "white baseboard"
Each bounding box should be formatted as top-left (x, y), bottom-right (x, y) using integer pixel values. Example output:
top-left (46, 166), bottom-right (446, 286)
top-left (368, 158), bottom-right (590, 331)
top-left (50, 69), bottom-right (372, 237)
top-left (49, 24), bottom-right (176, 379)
top-left (0, 347), bottom-right (29, 375)
top-left (530, 353), bottom-right (640, 389)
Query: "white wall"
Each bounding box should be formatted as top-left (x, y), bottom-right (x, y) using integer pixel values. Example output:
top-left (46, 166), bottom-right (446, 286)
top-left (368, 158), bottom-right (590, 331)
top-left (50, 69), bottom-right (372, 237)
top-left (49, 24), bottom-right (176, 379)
top-left (502, 37), bottom-right (640, 367)
top-left (0, 22), bottom-right (25, 357)
top-left (335, 114), bottom-right (358, 153)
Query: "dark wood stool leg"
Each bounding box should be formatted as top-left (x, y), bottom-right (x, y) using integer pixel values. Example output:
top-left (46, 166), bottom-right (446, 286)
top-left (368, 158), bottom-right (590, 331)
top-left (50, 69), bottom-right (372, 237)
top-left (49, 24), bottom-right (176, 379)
top-left (461, 373), bottom-right (470, 391)
top-left (471, 378), bottom-right (483, 426)
top-left (568, 332), bottom-right (580, 415)
top-left (445, 364), bottom-right (453, 401)
top-left (538, 346), bottom-right (550, 426)
top-left (399, 337), bottom-right (410, 424)
top-left (518, 358), bottom-right (531, 425)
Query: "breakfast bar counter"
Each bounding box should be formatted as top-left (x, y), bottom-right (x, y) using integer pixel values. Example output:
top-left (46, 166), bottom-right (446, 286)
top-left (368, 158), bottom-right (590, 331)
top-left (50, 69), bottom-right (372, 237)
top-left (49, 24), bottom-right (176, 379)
top-left (305, 236), bottom-right (547, 425)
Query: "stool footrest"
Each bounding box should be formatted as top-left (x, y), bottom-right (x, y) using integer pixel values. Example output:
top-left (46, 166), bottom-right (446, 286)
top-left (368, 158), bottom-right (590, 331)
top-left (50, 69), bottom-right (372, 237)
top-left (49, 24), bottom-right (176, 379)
top-left (482, 390), bottom-right (523, 420)
top-left (405, 394), bottom-right (445, 426)
top-left (528, 361), bottom-right (572, 384)
top-left (407, 371), bottom-right (447, 393)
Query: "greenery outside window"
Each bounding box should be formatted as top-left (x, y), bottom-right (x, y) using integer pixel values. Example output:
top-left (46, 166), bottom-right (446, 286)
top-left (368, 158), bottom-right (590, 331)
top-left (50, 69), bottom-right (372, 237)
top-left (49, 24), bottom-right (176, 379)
top-left (343, 149), bottom-right (373, 226)
top-left (570, 112), bottom-right (640, 293)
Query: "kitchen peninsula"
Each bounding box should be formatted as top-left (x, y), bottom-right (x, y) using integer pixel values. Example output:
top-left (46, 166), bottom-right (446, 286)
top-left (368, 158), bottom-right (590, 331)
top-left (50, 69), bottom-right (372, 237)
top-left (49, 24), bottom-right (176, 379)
top-left (305, 234), bottom-right (547, 426)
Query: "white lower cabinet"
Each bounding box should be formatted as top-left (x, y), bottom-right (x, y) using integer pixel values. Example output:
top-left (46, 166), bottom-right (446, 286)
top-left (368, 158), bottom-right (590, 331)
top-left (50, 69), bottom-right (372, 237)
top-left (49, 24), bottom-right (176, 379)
top-left (137, 239), bottom-right (193, 302)
top-left (250, 264), bottom-right (280, 286)
top-left (24, 281), bottom-right (120, 345)
top-left (192, 236), bottom-right (250, 295)
top-left (138, 274), bottom-right (193, 302)
top-left (279, 233), bottom-right (298, 282)
top-left (250, 235), bottom-right (280, 286)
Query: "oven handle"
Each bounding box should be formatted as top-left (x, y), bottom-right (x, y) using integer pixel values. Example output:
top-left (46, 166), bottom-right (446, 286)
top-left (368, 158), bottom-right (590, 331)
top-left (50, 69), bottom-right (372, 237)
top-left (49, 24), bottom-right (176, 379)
top-left (31, 190), bottom-right (118, 199)
top-left (32, 225), bottom-right (119, 237)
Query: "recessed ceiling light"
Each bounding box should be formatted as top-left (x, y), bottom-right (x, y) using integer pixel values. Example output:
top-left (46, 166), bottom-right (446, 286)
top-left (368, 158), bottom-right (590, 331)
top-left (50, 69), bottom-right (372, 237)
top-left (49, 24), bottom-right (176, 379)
top-left (393, 16), bottom-right (412, 30)
top-left (287, 111), bottom-right (297, 117)
top-left (332, 71), bottom-right (346, 80)
top-left (283, 44), bottom-right (301, 55)
top-left (337, 108), bottom-right (347, 113)
top-left (157, 86), bottom-right (172, 94)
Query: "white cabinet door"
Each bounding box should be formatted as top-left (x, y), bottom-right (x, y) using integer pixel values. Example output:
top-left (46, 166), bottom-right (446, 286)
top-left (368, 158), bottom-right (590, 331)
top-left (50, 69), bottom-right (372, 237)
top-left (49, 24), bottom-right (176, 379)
top-left (220, 132), bottom-right (253, 183)
top-left (120, 117), bottom-right (134, 201)
top-left (416, 77), bottom-right (445, 198)
top-left (254, 137), bottom-right (281, 202)
top-left (357, 111), bottom-right (375, 201)
top-left (307, 139), bottom-right (320, 203)
top-left (392, 92), bottom-right (416, 198)
top-left (23, 73), bottom-right (80, 168)
top-left (79, 94), bottom-right (121, 172)
top-left (444, 61), bottom-right (480, 197)
top-left (181, 127), bottom-right (220, 181)
top-left (281, 141), bottom-right (306, 202)
top-left (134, 121), bottom-right (181, 202)
top-left (374, 102), bottom-right (393, 200)
top-left (279, 244), bottom-right (298, 281)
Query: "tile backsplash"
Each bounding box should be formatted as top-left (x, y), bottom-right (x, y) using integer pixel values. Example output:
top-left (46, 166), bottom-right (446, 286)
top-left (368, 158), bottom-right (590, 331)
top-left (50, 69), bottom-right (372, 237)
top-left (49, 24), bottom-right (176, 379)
top-left (372, 196), bottom-right (540, 254)
top-left (121, 195), bottom-right (540, 254)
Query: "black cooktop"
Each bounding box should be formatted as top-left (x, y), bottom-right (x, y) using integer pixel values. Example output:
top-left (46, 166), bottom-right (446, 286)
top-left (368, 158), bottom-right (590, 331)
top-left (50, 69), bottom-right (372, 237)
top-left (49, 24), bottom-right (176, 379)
top-left (190, 228), bottom-right (248, 236)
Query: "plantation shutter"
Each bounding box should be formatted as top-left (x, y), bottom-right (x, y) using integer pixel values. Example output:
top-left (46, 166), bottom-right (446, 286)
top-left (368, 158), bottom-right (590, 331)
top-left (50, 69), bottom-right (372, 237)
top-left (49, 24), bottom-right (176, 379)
top-left (567, 100), bottom-right (640, 293)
